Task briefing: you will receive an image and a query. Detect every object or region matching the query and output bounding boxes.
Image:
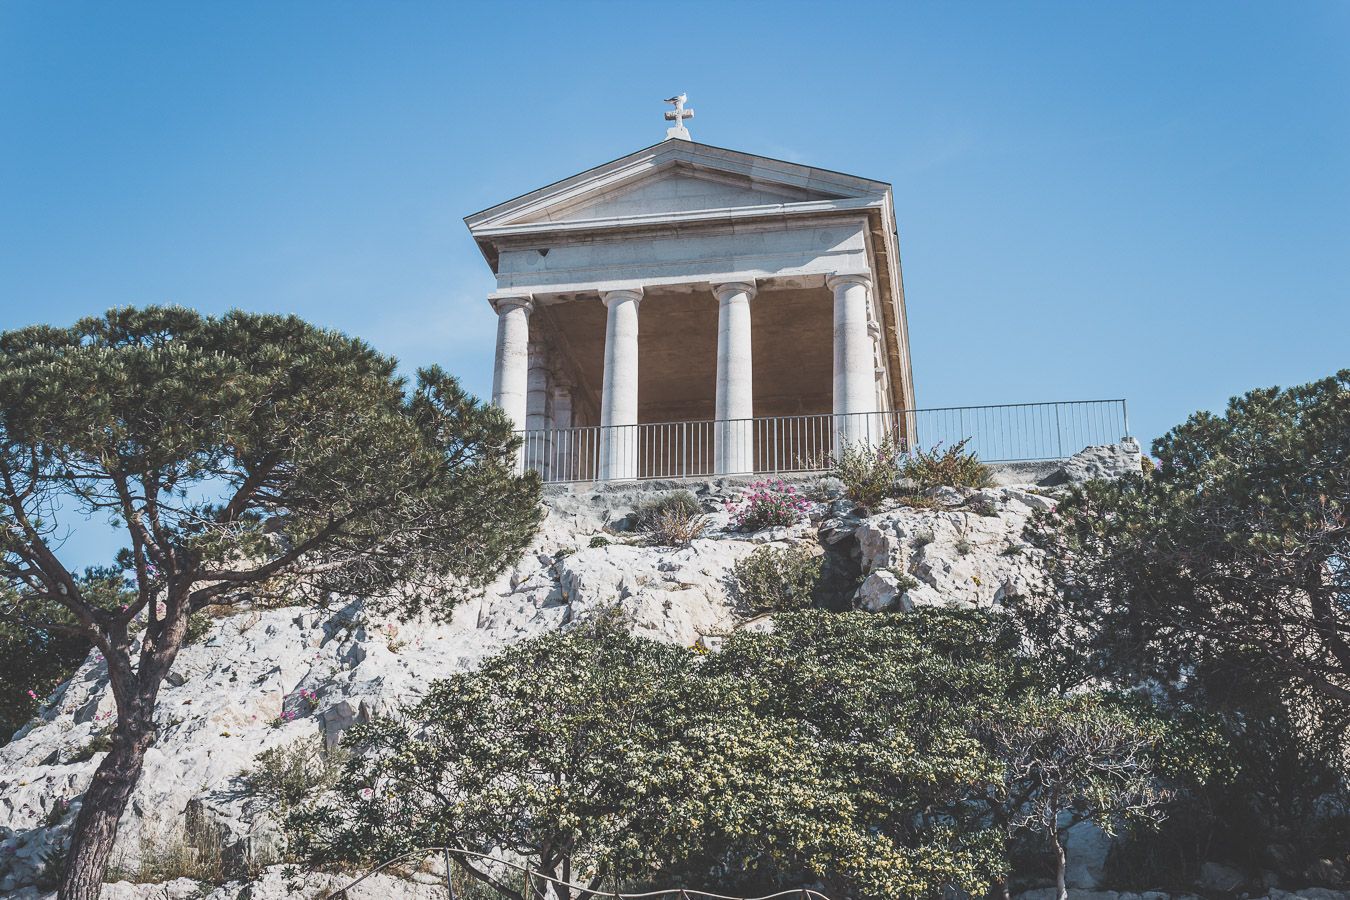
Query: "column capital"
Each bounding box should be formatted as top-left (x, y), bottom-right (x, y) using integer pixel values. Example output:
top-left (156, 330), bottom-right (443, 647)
top-left (490, 294), bottom-right (533, 315)
top-left (600, 287), bottom-right (643, 307)
top-left (826, 271), bottom-right (872, 291)
top-left (712, 280), bottom-right (758, 303)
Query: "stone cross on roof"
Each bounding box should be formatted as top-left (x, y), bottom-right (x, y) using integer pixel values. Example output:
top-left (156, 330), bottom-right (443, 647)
top-left (663, 93), bottom-right (694, 141)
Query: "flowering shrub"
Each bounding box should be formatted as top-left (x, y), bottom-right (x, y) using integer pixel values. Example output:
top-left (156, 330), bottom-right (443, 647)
top-left (725, 479), bottom-right (810, 531)
top-left (271, 689), bottom-right (319, 728)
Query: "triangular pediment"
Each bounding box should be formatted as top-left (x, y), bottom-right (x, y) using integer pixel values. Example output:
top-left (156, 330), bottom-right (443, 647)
top-left (466, 140), bottom-right (891, 234)
top-left (513, 165), bottom-right (845, 225)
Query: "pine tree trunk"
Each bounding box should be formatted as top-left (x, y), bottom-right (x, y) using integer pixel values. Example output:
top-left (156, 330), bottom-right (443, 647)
top-left (1054, 830), bottom-right (1068, 900)
top-left (59, 710), bottom-right (155, 899)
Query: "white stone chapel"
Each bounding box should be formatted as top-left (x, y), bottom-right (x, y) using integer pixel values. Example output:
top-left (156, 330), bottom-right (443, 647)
top-left (466, 97), bottom-right (914, 482)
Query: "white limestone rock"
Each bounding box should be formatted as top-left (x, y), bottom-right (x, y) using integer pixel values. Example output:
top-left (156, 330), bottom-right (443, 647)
top-left (1268, 891), bottom-right (1350, 900)
top-left (10, 865), bottom-right (448, 900)
top-left (1061, 442), bottom-right (1142, 485)
top-left (849, 488), bottom-right (1049, 611)
top-left (1197, 861), bottom-right (1248, 893)
top-left (1064, 819), bottom-right (1114, 889)
top-left (855, 570), bottom-right (912, 613)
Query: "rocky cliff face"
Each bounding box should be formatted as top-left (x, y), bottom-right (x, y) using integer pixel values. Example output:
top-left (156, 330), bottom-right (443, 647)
top-left (0, 445), bottom-right (1168, 899)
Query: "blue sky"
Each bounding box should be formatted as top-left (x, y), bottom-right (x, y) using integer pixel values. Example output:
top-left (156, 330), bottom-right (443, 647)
top-left (2, 2), bottom-right (1348, 564)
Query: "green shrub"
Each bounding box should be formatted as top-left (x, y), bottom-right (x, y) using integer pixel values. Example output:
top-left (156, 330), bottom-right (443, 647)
top-left (648, 507), bottom-right (707, 547)
top-left (183, 613), bottom-right (214, 646)
top-left (731, 545), bottom-right (823, 613)
top-left (900, 438), bottom-right (993, 490)
top-left (633, 490), bottom-right (701, 530)
top-left (105, 818), bottom-right (227, 884)
top-left (828, 435), bottom-right (904, 508)
top-left (241, 736), bottom-right (346, 815)
top-left (886, 568), bottom-right (921, 592)
top-left (588, 535), bottom-right (611, 548)
top-left (68, 727), bottom-right (114, 763)
top-left (0, 596), bottom-right (93, 746)
top-left (635, 491), bottom-right (706, 547)
top-left (293, 609), bottom-right (1207, 900)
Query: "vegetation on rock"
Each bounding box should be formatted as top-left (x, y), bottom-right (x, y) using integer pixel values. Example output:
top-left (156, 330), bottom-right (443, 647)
top-left (241, 737), bottom-right (347, 817)
top-left (293, 611), bottom-right (1187, 900)
top-left (633, 490), bottom-right (701, 531)
top-left (826, 434), bottom-right (991, 508)
top-left (730, 544), bottom-right (822, 612)
top-left (634, 490), bottom-right (707, 546)
top-left (724, 478), bottom-right (810, 530)
top-left (0, 591), bottom-right (90, 743)
top-left (899, 438), bottom-right (994, 491)
top-left (827, 435), bottom-right (904, 508)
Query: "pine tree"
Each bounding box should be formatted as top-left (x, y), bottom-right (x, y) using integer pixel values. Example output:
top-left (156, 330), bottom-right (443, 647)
top-left (0, 306), bottom-right (541, 898)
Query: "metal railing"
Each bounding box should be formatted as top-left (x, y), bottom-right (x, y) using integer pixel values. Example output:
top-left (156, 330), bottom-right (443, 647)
top-left (519, 399), bottom-right (1129, 484)
top-left (324, 844), bottom-right (834, 900)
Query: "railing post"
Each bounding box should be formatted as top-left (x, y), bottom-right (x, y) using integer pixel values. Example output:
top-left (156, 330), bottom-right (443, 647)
top-left (1054, 403), bottom-right (1064, 459)
top-left (681, 420), bottom-right (687, 477)
top-left (444, 848), bottom-right (456, 900)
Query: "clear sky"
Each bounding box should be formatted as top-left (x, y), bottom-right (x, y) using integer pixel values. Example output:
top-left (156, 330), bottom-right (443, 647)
top-left (2, 2), bottom-right (1348, 564)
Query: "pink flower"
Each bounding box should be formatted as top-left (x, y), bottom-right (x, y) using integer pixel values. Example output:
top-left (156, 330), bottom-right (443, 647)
top-left (358, 787), bottom-right (375, 801)
top-left (26, 690), bottom-right (38, 700)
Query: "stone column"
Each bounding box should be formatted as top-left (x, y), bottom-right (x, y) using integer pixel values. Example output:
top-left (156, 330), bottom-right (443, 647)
top-left (828, 273), bottom-right (876, 445)
top-left (598, 288), bottom-right (642, 480)
top-left (525, 345), bottom-right (551, 478)
top-left (490, 296), bottom-right (532, 434)
top-left (549, 382), bottom-right (575, 481)
top-left (713, 281), bottom-right (756, 475)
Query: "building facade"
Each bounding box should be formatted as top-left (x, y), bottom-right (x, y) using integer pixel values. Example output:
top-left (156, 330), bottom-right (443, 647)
top-left (466, 134), bottom-right (915, 482)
